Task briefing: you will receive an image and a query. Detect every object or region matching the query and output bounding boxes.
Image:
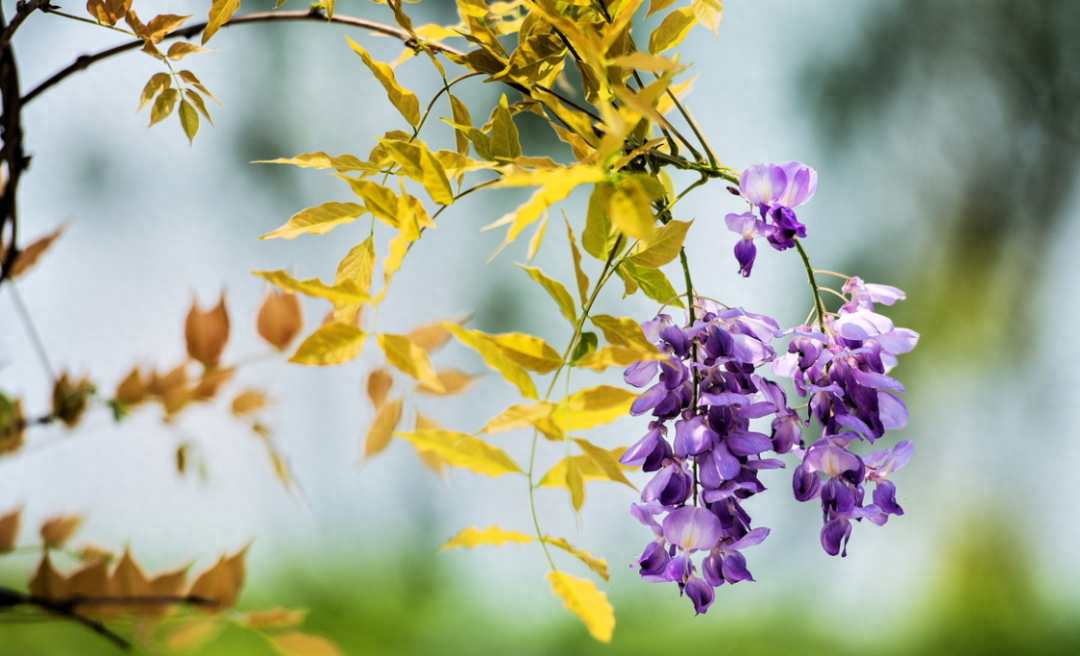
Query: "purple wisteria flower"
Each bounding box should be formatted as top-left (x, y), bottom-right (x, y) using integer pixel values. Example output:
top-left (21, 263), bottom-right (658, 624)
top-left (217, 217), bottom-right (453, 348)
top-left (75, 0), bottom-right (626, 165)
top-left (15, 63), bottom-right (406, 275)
top-left (622, 280), bottom-right (917, 612)
top-left (726, 162), bottom-right (818, 276)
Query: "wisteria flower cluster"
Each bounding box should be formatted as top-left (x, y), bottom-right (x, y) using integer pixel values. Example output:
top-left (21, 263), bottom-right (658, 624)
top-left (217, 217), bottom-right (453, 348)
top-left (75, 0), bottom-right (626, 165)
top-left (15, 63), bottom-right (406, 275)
top-left (622, 162), bottom-right (918, 614)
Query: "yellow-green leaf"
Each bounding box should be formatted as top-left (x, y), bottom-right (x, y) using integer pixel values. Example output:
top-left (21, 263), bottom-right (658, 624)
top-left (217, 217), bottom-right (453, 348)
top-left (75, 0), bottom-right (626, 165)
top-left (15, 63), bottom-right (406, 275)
top-left (449, 94), bottom-right (472, 155)
top-left (483, 332), bottom-right (563, 374)
top-left (443, 324), bottom-right (537, 399)
top-left (607, 176), bottom-right (658, 242)
top-left (167, 42), bottom-right (211, 60)
top-left (346, 36), bottom-right (421, 126)
top-left (340, 178), bottom-right (400, 227)
top-left (629, 219), bottom-right (692, 268)
top-left (178, 99), bottom-right (199, 144)
top-left (551, 385), bottom-right (637, 431)
top-left (149, 88), bottom-right (178, 126)
top-left (517, 265), bottom-right (576, 324)
top-left (420, 145), bottom-right (455, 205)
top-left (363, 398), bottom-right (403, 460)
top-left (542, 536), bottom-right (610, 581)
top-left (621, 260), bottom-right (683, 306)
top-left (255, 152), bottom-right (374, 173)
top-left (566, 456), bottom-right (585, 511)
top-left (481, 401), bottom-right (555, 434)
top-left (184, 89), bottom-right (214, 125)
top-left (565, 216), bottom-right (590, 305)
top-left (547, 571), bottom-right (614, 642)
top-left (289, 323), bottom-right (366, 366)
top-left (692, 0), bottom-right (724, 35)
top-left (137, 72), bottom-right (171, 113)
top-left (203, 0), bottom-right (240, 44)
top-left (270, 631), bottom-right (344, 656)
top-left (395, 429), bottom-right (523, 476)
top-left (590, 315), bottom-right (661, 352)
top-left (335, 237), bottom-right (376, 293)
top-left (377, 334), bottom-right (445, 393)
top-left (322, 0), bottom-right (336, 19)
top-left (490, 94), bottom-right (522, 160)
top-left (259, 202), bottom-right (366, 240)
top-left (254, 270), bottom-right (371, 305)
top-left (649, 7), bottom-right (697, 54)
top-left (441, 526), bottom-right (534, 549)
top-left (582, 184), bottom-right (616, 261)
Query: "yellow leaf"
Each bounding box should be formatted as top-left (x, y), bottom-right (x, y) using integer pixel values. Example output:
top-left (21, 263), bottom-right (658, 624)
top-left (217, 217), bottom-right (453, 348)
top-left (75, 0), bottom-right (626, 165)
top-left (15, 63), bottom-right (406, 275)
top-left (441, 526), bottom-right (534, 549)
top-left (260, 203), bottom-right (366, 240)
top-left (364, 399), bottom-right (403, 460)
top-left (692, 0), bottom-right (724, 35)
top-left (420, 144), bottom-right (455, 205)
top-left (41, 515), bottom-right (83, 548)
top-left (203, 0), bottom-right (240, 44)
top-left (483, 332), bottom-right (562, 374)
top-left (648, 0), bottom-right (678, 16)
top-left (165, 618), bottom-right (227, 651)
top-left (490, 94), bottom-right (522, 160)
top-left (565, 217), bottom-right (590, 305)
top-left (395, 429), bottom-right (523, 477)
top-left (547, 571), bottom-right (614, 642)
top-left (189, 546), bottom-right (247, 609)
top-left (7, 226), bottom-right (65, 278)
top-left (178, 99), bottom-right (199, 143)
top-left (575, 346), bottom-right (660, 371)
top-left (607, 176), bottom-right (658, 242)
top-left (255, 151), bottom-right (374, 173)
top-left (542, 536), bottom-right (610, 581)
top-left (289, 323), bottom-right (366, 366)
top-left (517, 265), bottom-right (576, 324)
top-left (136, 72), bottom-right (170, 113)
top-left (416, 369), bottom-right (478, 396)
top-left (443, 324), bottom-right (537, 399)
top-left (270, 631), bottom-right (344, 656)
top-left (322, 0), bottom-right (336, 19)
top-left (486, 166), bottom-right (605, 245)
top-left (649, 7), bottom-right (697, 54)
top-left (608, 51), bottom-right (682, 72)
top-left (413, 413), bottom-right (448, 474)
top-left (231, 389), bottom-right (270, 417)
top-left (346, 37), bottom-right (421, 126)
top-left (178, 69), bottom-right (220, 103)
top-left (526, 213), bottom-right (548, 261)
top-left (590, 315), bottom-right (661, 352)
top-left (582, 184), bottom-right (616, 260)
top-left (336, 237), bottom-right (376, 292)
top-left (147, 14), bottom-right (192, 42)
top-left (184, 89), bottom-right (215, 125)
top-left (539, 447), bottom-right (631, 489)
top-left (566, 456), bottom-right (585, 511)
top-left (481, 401), bottom-right (555, 434)
top-left (573, 437), bottom-right (636, 489)
top-left (629, 219), bottom-right (692, 268)
top-left (0, 508), bottom-right (21, 552)
top-left (254, 270), bottom-right (371, 305)
top-left (366, 369), bottom-right (393, 409)
top-left (149, 88), bottom-right (178, 126)
top-left (340, 178), bottom-right (400, 227)
top-left (407, 321), bottom-right (456, 353)
top-left (167, 41), bottom-right (211, 60)
top-left (449, 94), bottom-right (472, 155)
top-left (378, 334), bottom-right (445, 393)
top-left (551, 385), bottom-right (637, 431)
top-left (257, 290), bottom-right (304, 351)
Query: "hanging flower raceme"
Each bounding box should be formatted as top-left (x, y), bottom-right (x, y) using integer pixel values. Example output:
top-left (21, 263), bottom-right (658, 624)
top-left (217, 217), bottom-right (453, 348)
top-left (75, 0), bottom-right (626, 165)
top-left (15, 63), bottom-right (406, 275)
top-left (726, 161), bottom-right (818, 276)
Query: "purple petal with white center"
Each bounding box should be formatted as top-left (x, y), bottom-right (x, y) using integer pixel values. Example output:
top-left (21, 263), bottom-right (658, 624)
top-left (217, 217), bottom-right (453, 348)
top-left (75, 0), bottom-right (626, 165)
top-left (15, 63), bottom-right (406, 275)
top-left (663, 506), bottom-right (724, 552)
top-left (834, 310), bottom-right (895, 341)
top-left (685, 576), bottom-right (715, 614)
top-left (725, 212), bottom-right (760, 237)
top-left (877, 392), bottom-right (909, 430)
top-left (665, 554), bottom-right (690, 583)
top-left (728, 430), bottom-right (773, 456)
top-left (776, 161), bottom-right (818, 207)
top-left (805, 444), bottom-right (861, 478)
top-left (720, 551), bottom-right (755, 583)
top-left (875, 328), bottom-right (919, 357)
top-left (624, 360), bottom-right (659, 387)
top-left (821, 518), bottom-right (852, 556)
top-left (740, 163), bottom-right (787, 206)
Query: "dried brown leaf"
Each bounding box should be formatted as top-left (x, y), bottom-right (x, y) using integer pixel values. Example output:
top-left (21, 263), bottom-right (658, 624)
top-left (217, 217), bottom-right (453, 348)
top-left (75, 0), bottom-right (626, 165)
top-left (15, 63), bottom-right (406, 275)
top-left (8, 226), bottom-right (65, 278)
top-left (40, 515), bottom-right (83, 548)
top-left (231, 389), bottom-right (270, 417)
top-left (363, 399), bottom-right (403, 460)
top-left (366, 369), bottom-right (393, 409)
top-left (257, 290), bottom-right (303, 351)
top-left (185, 293), bottom-right (230, 367)
top-left (189, 546), bottom-right (247, 609)
top-left (0, 508), bottom-right (21, 552)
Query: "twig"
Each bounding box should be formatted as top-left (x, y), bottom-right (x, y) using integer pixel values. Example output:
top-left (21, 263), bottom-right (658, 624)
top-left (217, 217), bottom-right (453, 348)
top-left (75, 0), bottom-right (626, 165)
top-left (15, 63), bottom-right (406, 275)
top-left (0, 0), bottom-right (52, 51)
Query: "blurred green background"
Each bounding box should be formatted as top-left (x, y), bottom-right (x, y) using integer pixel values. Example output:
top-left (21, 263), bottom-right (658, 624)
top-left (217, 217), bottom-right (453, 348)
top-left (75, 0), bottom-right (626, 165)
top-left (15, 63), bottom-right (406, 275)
top-left (3, 0), bottom-right (1080, 654)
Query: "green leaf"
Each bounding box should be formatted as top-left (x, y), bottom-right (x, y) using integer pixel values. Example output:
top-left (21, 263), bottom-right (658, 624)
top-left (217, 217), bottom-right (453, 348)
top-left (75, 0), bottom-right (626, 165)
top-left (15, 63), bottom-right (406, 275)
top-left (547, 572), bottom-right (614, 642)
top-left (395, 429), bottom-right (523, 477)
top-left (629, 220), bottom-right (692, 268)
top-left (570, 331), bottom-right (598, 363)
top-left (441, 526), bottom-right (534, 549)
top-left (517, 265), bottom-right (577, 324)
top-left (443, 324), bottom-right (537, 399)
top-left (346, 37), bottom-right (421, 127)
top-left (289, 323), bottom-right (366, 366)
top-left (490, 94), bottom-right (522, 160)
top-left (621, 261), bottom-right (683, 306)
top-left (178, 99), bottom-right (199, 144)
top-left (259, 202), bottom-right (366, 240)
top-left (649, 7), bottom-right (697, 54)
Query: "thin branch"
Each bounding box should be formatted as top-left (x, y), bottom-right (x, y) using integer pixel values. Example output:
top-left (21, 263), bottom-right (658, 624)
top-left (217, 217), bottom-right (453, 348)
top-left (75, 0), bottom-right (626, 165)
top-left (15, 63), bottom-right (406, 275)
top-left (8, 281), bottom-right (56, 381)
top-left (0, 3), bottom-right (27, 287)
top-left (24, 8), bottom-right (464, 106)
top-left (0, 0), bottom-right (52, 51)
top-left (0, 586), bottom-right (130, 650)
